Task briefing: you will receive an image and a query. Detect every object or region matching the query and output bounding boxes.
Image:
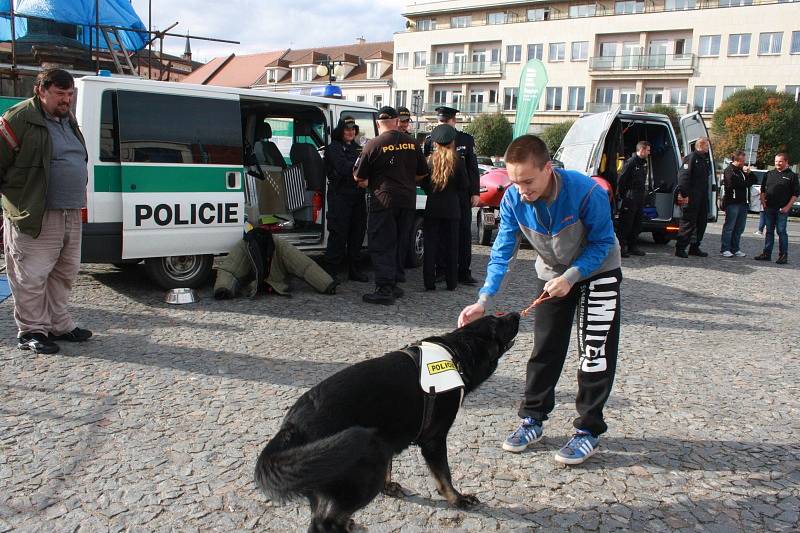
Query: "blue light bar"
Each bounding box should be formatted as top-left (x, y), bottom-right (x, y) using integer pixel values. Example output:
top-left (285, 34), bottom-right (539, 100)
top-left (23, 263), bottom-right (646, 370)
top-left (287, 85), bottom-right (343, 99)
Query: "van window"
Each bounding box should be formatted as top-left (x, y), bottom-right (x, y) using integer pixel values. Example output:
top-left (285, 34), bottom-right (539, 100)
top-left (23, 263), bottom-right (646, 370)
top-left (340, 110), bottom-right (377, 146)
top-left (117, 91), bottom-right (242, 165)
top-left (99, 90), bottom-right (119, 162)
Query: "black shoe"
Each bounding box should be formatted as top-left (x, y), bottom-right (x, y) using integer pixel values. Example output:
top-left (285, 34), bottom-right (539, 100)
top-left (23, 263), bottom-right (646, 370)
top-left (776, 254), bottom-right (788, 265)
top-left (348, 269), bottom-right (369, 283)
top-left (675, 248), bottom-right (689, 258)
top-left (362, 286), bottom-right (395, 305)
top-left (392, 285), bottom-right (404, 299)
top-left (18, 332), bottom-right (60, 354)
top-left (459, 274), bottom-right (478, 285)
top-left (620, 246), bottom-right (630, 258)
top-left (754, 252), bottom-right (770, 261)
top-left (628, 248), bottom-right (646, 256)
top-left (49, 327), bottom-right (92, 342)
top-left (688, 247), bottom-right (708, 257)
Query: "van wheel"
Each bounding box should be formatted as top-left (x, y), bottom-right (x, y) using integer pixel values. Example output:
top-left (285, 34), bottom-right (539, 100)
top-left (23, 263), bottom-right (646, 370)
top-left (409, 216), bottom-right (424, 268)
top-left (144, 255), bottom-right (213, 289)
top-left (477, 209), bottom-right (493, 246)
top-left (651, 231), bottom-right (670, 244)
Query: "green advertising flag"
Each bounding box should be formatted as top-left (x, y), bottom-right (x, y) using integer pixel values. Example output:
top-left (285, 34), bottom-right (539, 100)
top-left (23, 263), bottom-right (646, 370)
top-left (513, 60), bottom-right (549, 139)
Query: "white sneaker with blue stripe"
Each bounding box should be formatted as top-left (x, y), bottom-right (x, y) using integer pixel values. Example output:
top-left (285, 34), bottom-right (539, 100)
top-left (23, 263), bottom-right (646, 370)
top-left (554, 429), bottom-right (599, 465)
top-left (502, 417), bottom-right (543, 452)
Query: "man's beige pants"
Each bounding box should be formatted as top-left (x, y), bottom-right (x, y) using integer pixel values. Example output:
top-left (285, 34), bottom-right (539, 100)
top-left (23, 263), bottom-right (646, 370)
top-left (4, 209), bottom-right (82, 337)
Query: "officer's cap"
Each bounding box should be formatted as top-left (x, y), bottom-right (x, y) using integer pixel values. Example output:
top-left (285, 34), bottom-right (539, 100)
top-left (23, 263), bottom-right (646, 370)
top-left (341, 116), bottom-right (359, 131)
top-left (397, 106), bottom-right (412, 120)
top-left (435, 106), bottom-right (459, 120)
top-left (377, 106), bottom-right (399, 120)
top-left (430, 124), bottom-right (457, 145)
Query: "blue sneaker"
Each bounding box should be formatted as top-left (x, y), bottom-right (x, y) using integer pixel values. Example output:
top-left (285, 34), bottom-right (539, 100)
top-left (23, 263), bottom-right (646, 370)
top-left (502, 417), bottom-right (543, 452)
top-left (554, 429), bottom-right (599, 465)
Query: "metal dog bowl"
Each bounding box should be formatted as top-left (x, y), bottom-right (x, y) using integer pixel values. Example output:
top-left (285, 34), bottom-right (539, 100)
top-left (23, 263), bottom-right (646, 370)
top-left (164, 287), bottom-right (199, 305)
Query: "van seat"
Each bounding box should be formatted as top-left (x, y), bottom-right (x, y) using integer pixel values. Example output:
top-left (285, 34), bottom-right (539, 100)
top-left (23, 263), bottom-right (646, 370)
top-left (254, 122), bottom-right (287, 169)
top-left (290, 143), bottom-right (324, 191)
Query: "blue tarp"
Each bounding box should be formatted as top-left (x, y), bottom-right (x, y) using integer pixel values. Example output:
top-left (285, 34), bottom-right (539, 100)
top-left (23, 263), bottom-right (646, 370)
top-left (0, 0), bottom-right (148, 51)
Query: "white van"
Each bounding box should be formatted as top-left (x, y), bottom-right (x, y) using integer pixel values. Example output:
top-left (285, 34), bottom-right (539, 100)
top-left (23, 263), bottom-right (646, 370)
top-left (75, 76), bottom-right (425, 288)
top-left (554, 105), bottom-right (717, 243)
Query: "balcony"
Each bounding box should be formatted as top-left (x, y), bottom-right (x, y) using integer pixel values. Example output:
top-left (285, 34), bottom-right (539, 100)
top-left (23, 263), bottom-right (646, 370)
top-left (586, 102), bottom-right (692, 114)
top-left (426, 61), bottom-right (504, 79)
top-left (423, 102), bottom-right (503, 115)
top-left (588, 54), bottom-right (696, 77)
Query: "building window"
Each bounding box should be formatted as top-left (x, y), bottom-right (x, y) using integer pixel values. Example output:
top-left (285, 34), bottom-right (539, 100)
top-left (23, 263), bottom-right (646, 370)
top-left (759, 32), bottom-right (782, 55)
top-left (367, 63), bottom-right (381, 79)
top-left (292, 66), bottom-right (314, 82)
top-left (754, 85), bottom-right (777, 91)
top-left (528, 8), bottom-right (548, 21)
top-left (395, 90), bottom-right (407, 108)
top-left (356, 95), bottom-right (365, 102)
top-left (599, 42), bottom-right (618, 57)
top-left (548, 42), bottom-right (565, 62)
top-left (698, 35), bottom-right (720, 57)
top-left (373, 95), bottom-right (383, 108)
top-left (487, 12), bottom-right (507, 24)
top-left (675, 38), bottom-right (691, 56)
top-left (792, 31), bottom-right (800, 54)
top-left (396, 52), bottom-right (409, 69)
top-left (411, 90), bottom-right (424, 112)
top-left (571, 41), bottom-right (588, 61)
top-left (569, 4), bottom-right (596, 18)
top-left (545, 87), bottom-right (563, 110)
top-left (719, 0), bottom-right (752, 5)
top-left (785, 85), bottom-right (800, 102)
top-left (414, 51), bottom-right (427, 68)
top-left (491, 48), bottom-right (501, 63)
top-left (614, 1), bottom-right (644, 14)
top-left (670, 87), bottom-right (688, 105)
top-left (507, 45), bottom-right (522, 63)
top-left (665, 0), bottom-right (696, 10)
top-left (567, 87), bottom-right (585, 111)
top-left (728, 34), bottom-right (750, 56)
top-left (722, 86), bottom-right (745, 100)
top-left (693, 86), bottom-right (715, 112)
top-left (417, 19), bottom-right (436, 31)
top-left (504, 88), bottom-right (518, 110)
top-left (596, 87), bottom-right (614, 104)
top-left (528, 43), bottom-right (544, 60)
top-left (644, 88), bottom-right (663, 104)
top-left (433, 90), bottom-right (447, 104)
top-left (451, 15), bottom-right (471, 28)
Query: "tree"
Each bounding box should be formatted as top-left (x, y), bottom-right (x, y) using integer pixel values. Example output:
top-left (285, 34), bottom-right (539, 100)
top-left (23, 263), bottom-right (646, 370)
top-left (463, 113), bottom-right (513, 156)
top-left (712, 88), bottom-right (800, 168)
top-left (539, 120), bottom-right (574, 154)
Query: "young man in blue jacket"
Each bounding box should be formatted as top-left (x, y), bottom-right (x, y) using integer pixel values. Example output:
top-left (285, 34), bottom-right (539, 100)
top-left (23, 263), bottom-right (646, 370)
top-left (458, 135), bottom-right (622, 465)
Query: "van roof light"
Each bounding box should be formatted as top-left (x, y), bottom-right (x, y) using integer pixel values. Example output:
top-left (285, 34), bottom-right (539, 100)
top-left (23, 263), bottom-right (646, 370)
top-left (98, 69), bottom-right (112, 77)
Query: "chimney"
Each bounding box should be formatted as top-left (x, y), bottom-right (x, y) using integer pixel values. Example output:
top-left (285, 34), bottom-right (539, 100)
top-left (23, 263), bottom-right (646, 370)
top-left (182, 33), bottom-right (192, 61)
top-left (356, 36), bottom-right (366, 45)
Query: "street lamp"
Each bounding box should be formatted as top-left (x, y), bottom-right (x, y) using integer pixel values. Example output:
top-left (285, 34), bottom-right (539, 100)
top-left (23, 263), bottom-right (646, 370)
top-left (411, 93), bottom-right (423, 134)
top-left (316, 60), bottom-right (344, 85)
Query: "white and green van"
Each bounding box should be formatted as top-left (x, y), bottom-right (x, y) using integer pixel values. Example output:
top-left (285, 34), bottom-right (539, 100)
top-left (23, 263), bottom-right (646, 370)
top-left (76, 76), bottom-right (421, 288)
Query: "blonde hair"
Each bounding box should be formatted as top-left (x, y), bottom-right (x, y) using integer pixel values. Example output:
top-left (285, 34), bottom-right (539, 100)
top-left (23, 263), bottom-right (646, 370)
top-left (428, 142), bottom-right (456, 192)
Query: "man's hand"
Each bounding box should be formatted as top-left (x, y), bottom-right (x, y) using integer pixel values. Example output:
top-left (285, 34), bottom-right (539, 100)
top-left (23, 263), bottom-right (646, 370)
top-left (470, 194), bottom-right (480, 207)
top-left (543, 276), bottom-right (573, 298)
top-left (676, 193), bottom-right (689, 206)
top-left (780, 206), bottom-right (790, 214)
top-left (458, 303), bottom-right (485, 328)
top-left (356, 178), bottom-right (368, 189)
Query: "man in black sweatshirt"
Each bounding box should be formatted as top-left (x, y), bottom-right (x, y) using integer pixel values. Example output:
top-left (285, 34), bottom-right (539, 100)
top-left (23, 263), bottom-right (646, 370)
top-left (675, 137), bottom-right (712, 258)
top-left (616, 141), bottom-right (651, 257)
top-left (754, 153), bottom-right (799, 264)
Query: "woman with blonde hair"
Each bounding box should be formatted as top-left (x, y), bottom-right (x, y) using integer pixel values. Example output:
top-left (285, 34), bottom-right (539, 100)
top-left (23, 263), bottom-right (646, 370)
top-left (420, 124), bottom-right (468, 290)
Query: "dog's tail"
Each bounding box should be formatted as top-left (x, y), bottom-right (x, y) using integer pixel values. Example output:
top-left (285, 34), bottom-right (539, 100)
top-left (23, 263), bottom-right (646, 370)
top-left (254, 425), bottom-right (388, 501)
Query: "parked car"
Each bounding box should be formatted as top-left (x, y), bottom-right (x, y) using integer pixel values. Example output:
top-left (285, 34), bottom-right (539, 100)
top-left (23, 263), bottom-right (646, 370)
top-left (553, 106), bottom-right (718, 244)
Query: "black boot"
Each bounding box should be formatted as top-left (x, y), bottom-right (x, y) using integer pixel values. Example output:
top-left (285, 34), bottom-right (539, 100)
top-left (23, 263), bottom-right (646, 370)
top-left (362, 286), bottom-right (395, 305)
top-left (348, 268), bottom-right (369, 282)
top-left (675, 247), bottom-right (689, 258)
top-left (688, 245), bottom-right (708, 257)
top-left (628, 247), bottom-right (645, 256)
top-left (620, 244), bottom-right (630, 258)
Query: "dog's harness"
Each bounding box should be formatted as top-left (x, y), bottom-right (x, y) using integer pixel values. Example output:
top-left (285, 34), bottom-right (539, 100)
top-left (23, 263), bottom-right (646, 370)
top-left (402, 341), bottom-right (467, 444)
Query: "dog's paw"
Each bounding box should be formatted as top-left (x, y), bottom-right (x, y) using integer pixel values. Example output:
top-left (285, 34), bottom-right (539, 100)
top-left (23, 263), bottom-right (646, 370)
top-left (453, 493), bottom-right (480, 508)
top-left (382, 481), bottom-right (405, 498)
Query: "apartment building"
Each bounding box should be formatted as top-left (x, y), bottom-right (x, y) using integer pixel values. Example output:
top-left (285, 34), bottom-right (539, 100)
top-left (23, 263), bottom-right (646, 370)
top-left (394, 0), bottom-right (800, 131)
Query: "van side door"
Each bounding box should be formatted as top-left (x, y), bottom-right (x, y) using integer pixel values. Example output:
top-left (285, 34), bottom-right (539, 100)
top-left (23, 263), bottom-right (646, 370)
top-left (679, 112), bottom-right (718, 221)
top-left (116, 90), bottom-right (245, 259)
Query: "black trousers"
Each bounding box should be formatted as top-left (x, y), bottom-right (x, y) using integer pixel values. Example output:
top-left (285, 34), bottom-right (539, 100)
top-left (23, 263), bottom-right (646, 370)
top-left (325, 189), bottom-right (366, 270)
top-left (676, 198), bottom-right (708, 250)
top-left (423, 217), bottom-right (458, 290)
top-left (367, 205), bottom-right (414, 287)
top-left (518, 268), bottom-right (622, 436)
top-left (617, 196), bottom-right (644, 248)
top-left (457, 197), bottom-right (473, 277)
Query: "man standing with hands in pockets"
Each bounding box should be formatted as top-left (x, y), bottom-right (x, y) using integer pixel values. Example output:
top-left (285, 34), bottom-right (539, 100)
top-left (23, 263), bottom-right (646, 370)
top-left (458, 135), bottom-right (622, 465)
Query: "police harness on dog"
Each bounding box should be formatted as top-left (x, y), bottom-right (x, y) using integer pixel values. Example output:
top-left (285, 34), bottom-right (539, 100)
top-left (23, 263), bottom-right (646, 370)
top-left (402, 341), bottom-right (467, 443)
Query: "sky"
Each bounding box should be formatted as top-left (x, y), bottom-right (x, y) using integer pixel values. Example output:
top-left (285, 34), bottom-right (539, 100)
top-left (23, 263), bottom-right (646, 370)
top-left (129, 0), bottom-right (410, 63)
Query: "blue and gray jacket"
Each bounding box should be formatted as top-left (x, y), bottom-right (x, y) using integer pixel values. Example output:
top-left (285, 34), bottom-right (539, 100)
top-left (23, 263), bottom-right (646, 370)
top-left (478, 169), bottom-right (621, 311)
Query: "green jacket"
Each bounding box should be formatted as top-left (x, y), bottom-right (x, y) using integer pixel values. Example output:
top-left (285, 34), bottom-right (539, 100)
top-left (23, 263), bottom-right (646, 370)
top-left (0, 96), bottom-right (87, 238)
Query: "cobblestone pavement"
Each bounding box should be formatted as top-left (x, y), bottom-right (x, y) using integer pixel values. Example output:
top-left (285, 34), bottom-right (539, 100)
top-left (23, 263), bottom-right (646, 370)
top-left (1, 217), bottom-right (799, 532)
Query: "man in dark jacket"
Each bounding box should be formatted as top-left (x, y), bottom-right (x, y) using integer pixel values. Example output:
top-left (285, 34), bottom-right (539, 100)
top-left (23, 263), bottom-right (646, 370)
top-left (675, 137), bottom-right (712, 258)
top-left (323, 117), bottom-right (367, 282)
top-left (616, 141), bottom-right (650, 257)
top-left (720, 150), bottom-right (755, 257)
top-left (423, 106), bottom-right (481, 285)
top-left (754, 153), bottom-right (799, 264)
top-left (0, 68), bottom-right (92, 354)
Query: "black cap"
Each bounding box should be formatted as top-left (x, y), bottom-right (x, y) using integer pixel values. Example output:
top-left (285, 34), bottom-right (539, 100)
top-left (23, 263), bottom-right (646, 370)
top-left (397, 106), bottom-right (411, 120)
top-left (430, 124), bottom-right (457, 145)
top-left (435, 106), bottom-right (459, 120)
top-left (341, 116), bottom-right (359, 131)
top-left (377, 106), bottom-right (398, 120)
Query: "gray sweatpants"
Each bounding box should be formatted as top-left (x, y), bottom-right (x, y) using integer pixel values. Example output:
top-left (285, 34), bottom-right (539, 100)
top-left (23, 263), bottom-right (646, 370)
top-left (4, 209), bottom-right (82, 337)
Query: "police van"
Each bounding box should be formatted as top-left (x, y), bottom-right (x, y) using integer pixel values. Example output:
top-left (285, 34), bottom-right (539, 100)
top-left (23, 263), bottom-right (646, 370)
top-left (75, 76), bottom-right (394, 288)
top-left (554, 105), bottom-right (718, 244)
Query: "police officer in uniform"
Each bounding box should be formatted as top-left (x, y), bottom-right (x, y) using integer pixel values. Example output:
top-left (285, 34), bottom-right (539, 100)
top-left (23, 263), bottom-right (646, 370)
top-left (354, 106), bottom-right (429, 305)
top-left (675, 137), bottom-right (712, 258)
top-left (423, 106), bottom-right (480, 285)
top-left (323, 116), bottom-right (368, 282)
top-left (616, 140), bottom-right (651, 257)
top-left (397, 106), bottom-right (412, 134)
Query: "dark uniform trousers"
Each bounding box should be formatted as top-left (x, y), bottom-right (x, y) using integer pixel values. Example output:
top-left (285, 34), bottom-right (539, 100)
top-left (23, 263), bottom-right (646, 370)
top-left (617, 194), bottom-right (644, 248)
top-left (676, 197), bottom-right (709, 250)
top-left (367, 202), bottom-right (414, 287)
top-left (519, 268), bottom-right (622, 436)
top-left (325, 188), bottom-right (366, 270)
top-left (423, 217), bottom-right (459, 290)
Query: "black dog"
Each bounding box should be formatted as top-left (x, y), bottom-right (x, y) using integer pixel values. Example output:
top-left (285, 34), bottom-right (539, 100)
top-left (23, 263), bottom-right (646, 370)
top-left (254, 313), bottom-right (519, 532)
